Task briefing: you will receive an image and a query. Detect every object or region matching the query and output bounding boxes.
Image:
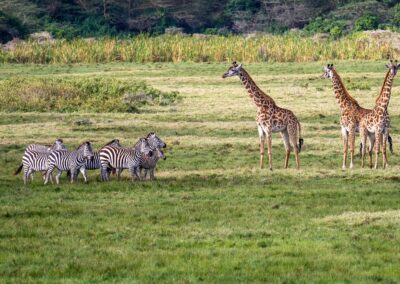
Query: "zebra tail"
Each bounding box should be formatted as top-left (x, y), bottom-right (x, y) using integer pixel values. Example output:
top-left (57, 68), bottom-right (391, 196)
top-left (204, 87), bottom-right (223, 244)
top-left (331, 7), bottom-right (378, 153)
top-left (298, 121), bottom-right (303, 153)
top-left (14, 164), bottom-right (23, 175)
top-left (388, 135), bottom-right (393, 154)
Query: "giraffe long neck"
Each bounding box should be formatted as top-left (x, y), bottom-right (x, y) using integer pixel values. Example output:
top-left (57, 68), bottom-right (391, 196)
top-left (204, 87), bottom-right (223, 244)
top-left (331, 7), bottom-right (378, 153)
top-left (331, 70), bottom-right (359, 111)
top-left (374, 71), bottom-right (394, 113)
top-left (239, 69), bottom-right (275, 108)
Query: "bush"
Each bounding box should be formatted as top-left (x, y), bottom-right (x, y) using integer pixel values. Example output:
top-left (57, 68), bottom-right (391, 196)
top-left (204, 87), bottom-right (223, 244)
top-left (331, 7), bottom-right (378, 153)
top-left (0, 77), bottom-right (181, 113)
top-left (304, 17), bottom-right (346, 38)
top-left (354, 14), bottom-right (380, 31)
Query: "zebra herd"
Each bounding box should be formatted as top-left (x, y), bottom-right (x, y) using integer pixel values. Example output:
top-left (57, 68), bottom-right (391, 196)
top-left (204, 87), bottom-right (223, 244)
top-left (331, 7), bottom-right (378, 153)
top-left (14, 133), bottom-right (167, 185)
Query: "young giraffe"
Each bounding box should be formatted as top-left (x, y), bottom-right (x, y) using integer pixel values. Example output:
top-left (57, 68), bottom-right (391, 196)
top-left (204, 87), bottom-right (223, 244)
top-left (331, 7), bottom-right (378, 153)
top-left (321, 64), bottom-right (392, 169)
top-left (360, 60), bottom-right (399, 169)
top-left (222, 62), bottom-right (303, 170)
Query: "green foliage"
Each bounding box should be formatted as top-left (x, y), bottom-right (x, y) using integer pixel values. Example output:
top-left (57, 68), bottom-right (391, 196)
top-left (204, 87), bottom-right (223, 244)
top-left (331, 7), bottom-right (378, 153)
top-left (304, 17), bottom-right (346, 38)
top-left (391, 3), bottom-right (400, 27)
top-left (354, 13), bottom-right (380, 31)
top-left (0, 11), bottom-right (28, 43)
top-left (0, 77), bottom-right (181, 113)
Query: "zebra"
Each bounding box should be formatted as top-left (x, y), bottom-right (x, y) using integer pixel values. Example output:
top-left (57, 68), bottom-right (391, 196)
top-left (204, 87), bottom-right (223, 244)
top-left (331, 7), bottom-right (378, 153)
top-left (99, 138), bottom-right (153, 181)
top-left (15, 139), bottom-right (66, 184)
top-left (114, 133), bottom-right (167, 180)
top-left (136, 132), bottom-right (167, 180)
top-left (44, 141), bottom-right (94, 185)
top-left (68, 139), bottom-right (122, 178)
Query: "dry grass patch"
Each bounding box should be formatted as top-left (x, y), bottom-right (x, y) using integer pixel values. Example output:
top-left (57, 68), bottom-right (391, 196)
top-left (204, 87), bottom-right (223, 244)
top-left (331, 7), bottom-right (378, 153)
top-left (318, 210), bottom-right (400, 226)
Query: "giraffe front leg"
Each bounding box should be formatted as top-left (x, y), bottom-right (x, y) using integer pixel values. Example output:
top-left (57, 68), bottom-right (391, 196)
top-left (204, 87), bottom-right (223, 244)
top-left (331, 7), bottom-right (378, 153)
top-left (367, 133), bottom-right (375, 169)
top-left (360, 127), bottom-right (367, 168)
top-left (382, 130), bottom-right (389, 169)
top-left (348, 126), bottom-right (356, 169)
top-left (374, 132), bottom-right (381, 169)
top-left (258, 125), bottom-right (265, 169)
top-left (341, 126), bottom-right (348, 169)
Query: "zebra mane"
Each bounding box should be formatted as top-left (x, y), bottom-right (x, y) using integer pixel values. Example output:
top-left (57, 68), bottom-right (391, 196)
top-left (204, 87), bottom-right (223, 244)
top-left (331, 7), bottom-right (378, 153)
top-left (147, 132), bottom-right (155, 138)
top-left (103, 139), bottom-right (120, 147)
top-left (76, 141), bottom-right (90, 150)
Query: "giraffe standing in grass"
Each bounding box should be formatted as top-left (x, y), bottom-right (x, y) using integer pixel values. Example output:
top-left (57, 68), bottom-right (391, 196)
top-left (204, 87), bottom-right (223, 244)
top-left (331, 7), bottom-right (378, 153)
top-left (321, 64), bottom-right (392, 169)
top-left (222, 62), bottom-right (303, 170)
top-left (360, 60), bottom-right (399, 169)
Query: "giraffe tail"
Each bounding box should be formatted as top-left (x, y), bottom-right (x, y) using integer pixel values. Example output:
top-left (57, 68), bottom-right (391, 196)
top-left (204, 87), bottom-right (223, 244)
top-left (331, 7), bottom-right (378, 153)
top-left (297, 121), bottom-right (303, 153)
top-left (388, 135), bottom-right (393, 154)
top-left (14, 164), bottom-right (23, 175)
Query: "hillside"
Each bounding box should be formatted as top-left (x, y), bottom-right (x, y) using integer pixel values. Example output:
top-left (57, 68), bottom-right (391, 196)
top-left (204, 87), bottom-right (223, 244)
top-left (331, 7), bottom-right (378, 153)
top-left (0, 0), bottom-right (399, 43)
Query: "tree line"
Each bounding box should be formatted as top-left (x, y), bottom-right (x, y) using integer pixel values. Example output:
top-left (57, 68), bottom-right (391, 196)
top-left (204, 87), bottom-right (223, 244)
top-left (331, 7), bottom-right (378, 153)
top-left (0, 0), bottom-right (399, 42)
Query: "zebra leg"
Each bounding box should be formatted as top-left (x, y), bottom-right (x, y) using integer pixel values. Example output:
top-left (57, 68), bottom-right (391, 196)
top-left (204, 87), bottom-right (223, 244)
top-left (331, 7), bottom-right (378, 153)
top-left (149, 168), bottom-right (155, 180)
top-left (144, 168), bottom-right (148, 179)
top-left (29, 169), bottom-right (35, 182)
top-left (129, 166), bottom-right (136, 182)
top-left (70, 167), bottom-right (76, 183)
top-left (44, 165), bottom-right (55, 185)
top-left (80, 167), bottom-right (88, 183)
top-left (25, 168), bottom-right (34, 184)
top-left (135, 167), bottom-right (142, 181)
top-left (55, 169), bottom-right (62, 185)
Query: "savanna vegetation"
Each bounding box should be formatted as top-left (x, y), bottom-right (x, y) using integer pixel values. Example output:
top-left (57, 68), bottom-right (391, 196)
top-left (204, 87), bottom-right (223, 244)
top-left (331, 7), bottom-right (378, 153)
top-left (1, 62), bottom-right (400, 282)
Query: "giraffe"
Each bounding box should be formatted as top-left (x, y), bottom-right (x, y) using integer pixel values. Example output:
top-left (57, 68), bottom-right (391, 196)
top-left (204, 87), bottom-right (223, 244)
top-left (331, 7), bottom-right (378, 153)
top-left (222, 61), bottom-right (303, 170)
top-left (360, 60), bottom-right (399, 169)
top-left (321, 64), bottom-right (392, 169)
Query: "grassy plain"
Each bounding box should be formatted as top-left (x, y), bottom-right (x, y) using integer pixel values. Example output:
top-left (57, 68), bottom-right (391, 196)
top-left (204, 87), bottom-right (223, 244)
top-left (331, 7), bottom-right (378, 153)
top-left (1, 61), bottom-right (400, 283)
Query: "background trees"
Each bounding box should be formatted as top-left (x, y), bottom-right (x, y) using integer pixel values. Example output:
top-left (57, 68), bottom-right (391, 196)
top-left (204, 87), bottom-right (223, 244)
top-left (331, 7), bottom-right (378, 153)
top-left (0, 0), bottom-right (399, 42)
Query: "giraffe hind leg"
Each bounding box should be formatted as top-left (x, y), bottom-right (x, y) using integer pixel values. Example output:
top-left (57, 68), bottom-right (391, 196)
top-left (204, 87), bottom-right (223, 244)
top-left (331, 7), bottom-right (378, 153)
top-left (258, 125), bottom-right (265, 169)
top-left (280, 130), bottom-right (290, 169)
top-left (288, 124), bottom-right (300, 169)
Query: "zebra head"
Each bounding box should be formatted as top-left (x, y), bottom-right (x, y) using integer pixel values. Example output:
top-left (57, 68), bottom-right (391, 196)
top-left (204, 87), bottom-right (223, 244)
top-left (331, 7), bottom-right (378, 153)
top-left (135, 138), bottom-right (153, 157)
top-left (103, 138), bottom-right (122, 148)
top-left (222, 61), bottom-right (243, 78)
top-left (78, 141), bottom-right (94, 161)
top-left (146, 132), bottom-right (166, 149)
top-left (156, 148), bottom-right (166, 160)
top-left (52, 138), bottom-right (67, 151)
top-left (321, 64), bottom-right (334, 79)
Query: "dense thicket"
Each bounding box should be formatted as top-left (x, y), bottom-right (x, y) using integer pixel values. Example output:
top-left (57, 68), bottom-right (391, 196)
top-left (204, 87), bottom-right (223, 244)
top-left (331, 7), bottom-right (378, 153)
top-left (0, 0), bottom-right (399, 42)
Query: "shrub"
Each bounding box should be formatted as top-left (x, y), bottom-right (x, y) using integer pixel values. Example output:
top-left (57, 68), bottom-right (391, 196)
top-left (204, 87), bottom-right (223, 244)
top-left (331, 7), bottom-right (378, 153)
top-left (0, 77), bottom-right (181, 113)
top-left (354, 14), bottom-right (379, 31)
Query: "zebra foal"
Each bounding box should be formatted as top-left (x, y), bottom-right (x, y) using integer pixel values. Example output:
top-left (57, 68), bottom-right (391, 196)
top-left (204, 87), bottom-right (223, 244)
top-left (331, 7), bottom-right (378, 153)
top-left (44, 141), bottom-right (94, 184)
top-left (137, 132), bottom-right (167, 180)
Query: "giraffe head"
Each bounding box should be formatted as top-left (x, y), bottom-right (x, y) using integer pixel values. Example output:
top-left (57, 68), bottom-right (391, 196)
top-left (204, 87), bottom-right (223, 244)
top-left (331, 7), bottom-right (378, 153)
top-left (385, 60), bottom-right (400, 76)
top-left (321, 64), bottom-right (335, 79)
top-left (222, 61), bottom-right (243, 78)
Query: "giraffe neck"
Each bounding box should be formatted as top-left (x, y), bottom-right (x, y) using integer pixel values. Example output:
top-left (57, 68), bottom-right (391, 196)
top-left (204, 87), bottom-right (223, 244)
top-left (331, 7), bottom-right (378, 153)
top-left (374, 71), bottom-right (394, 113)
top-left (239, 69), bottom-right (275, 108)
top-left (331, 70), bottom-right (359, 111)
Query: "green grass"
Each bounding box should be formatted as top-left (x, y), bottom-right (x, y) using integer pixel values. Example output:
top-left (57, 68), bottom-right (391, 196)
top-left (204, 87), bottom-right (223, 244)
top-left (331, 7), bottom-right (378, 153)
top-left (1, 61), bottom-right (400, 283)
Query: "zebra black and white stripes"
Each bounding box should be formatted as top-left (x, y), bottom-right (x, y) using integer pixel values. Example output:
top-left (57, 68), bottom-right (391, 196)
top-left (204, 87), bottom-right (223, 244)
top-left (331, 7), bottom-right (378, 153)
top-left (99, 138), bottom-right (153, 181)
top-left (45, 141), bottom-right (94, 184)
top-left (15, 139), bottom-right (66, 184)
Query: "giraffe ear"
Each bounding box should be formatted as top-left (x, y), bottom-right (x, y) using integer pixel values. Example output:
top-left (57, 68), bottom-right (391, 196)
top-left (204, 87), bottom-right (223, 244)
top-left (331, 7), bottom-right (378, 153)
top-left (397, 63), bottom-right (400, 69)
top-left (237, 64), bottom-right (243, 70)
top-left (385, 64), bottom-right (390, 68)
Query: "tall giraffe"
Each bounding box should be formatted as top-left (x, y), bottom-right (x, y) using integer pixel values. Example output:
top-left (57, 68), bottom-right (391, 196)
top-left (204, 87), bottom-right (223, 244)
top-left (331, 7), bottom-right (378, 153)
top-left (321, 64), bottom-right (392, 169)
top-left (222, 62), bottom-right (303, 170)
top-left (360, 60), bottom-right (399, 169)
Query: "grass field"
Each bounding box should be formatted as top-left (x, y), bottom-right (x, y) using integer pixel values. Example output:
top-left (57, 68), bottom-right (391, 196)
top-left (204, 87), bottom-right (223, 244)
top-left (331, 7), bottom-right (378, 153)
top-left (1, 61), bottom-right (400, 283)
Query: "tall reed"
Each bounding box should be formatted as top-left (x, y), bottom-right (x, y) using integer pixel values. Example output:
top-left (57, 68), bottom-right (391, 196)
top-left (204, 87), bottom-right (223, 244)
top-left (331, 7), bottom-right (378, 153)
top-left (1, 33), bottom-right (398, 64)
